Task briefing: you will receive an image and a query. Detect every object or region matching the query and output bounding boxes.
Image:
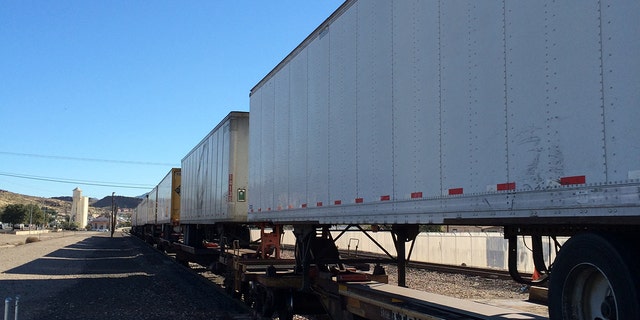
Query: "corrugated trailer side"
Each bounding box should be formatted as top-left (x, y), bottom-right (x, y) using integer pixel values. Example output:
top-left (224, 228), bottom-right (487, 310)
top-left (132, 196), bottom-right (149, 228)
top-left (248, 0), bottom-right (640, 225)
top-left (156, 168), bottom-right (181, 225)
top-left (132, 193), bottom-right (151, 238)
top-left (180, 112), bottom-right (249, 224)
top-left (147, 186), bottom-right (158, 225)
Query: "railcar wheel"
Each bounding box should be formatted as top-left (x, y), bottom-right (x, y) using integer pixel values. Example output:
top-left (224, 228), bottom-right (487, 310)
top-left (276, 291), bottom-right (294, 320)
top-left (253, 285), bottom-right (275, 318)
top-left (241, 282), bottom-right (253, 307)
top-left (223, 271), bottom-right (241, 298)
top-left (276, 306), bottom-right (293, 320)
top-left (548, 233), bottom-right (640, 319)
top-left (175, 255), bottom-right (189, 267)
top-left (250, 283), bottom-right (275, 319)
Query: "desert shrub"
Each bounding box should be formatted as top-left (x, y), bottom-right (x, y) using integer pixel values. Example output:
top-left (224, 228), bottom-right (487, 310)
top-left (25, 236), bottom-right (40, 244)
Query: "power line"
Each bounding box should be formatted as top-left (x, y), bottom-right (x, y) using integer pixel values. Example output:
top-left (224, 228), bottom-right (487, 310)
top-left (0, 172), bottom-right (155, 190)
top-left (0, 151), bottom-right (179, 167)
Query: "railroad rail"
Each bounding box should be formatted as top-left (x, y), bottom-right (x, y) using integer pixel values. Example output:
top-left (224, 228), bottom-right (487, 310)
top-left (283, 246), bottom-right (528, 281)
top-left (338, 249), bottom-right (548, 306)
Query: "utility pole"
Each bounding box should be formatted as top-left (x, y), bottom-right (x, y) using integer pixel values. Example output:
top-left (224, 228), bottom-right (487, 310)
top-left (29, 204), bottom-right (33, 234)
top-left (110, 192), bottom-right (116, 238)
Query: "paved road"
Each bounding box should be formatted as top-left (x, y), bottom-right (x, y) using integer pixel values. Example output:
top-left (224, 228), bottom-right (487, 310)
top-left (0, 231), bottom-right (250, 319)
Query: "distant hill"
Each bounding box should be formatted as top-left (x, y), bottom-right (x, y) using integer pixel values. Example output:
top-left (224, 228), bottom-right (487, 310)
top-left (0, 190), bottom-right (71, 212)
top-left (0, 190), bottom-right (108, 217)
top-left (0, 190), bottom-right (141, 214)
top-left (51, 196), bottom-right (72, 202)
top-left (92, 196), bottom-right (142, 209)
top-left (53, 196), bottom-right (102, 206)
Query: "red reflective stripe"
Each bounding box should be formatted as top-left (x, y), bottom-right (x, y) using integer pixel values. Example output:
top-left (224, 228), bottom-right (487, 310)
top-left (334, 200), bottom-right (342, 205)
top-left (449, 188), bottom-right (464, 195)
top-left (317, 202), bottom-right (323, 207)
top-left (301, 203), bottom-right (307, 208)
top-left (355, 198), bottom-right (364, 203)
top-left (380, 195), bottom-right (390, 201)
top-left (560, 175), bottom-right (586, 185)
top-left (411, 192), bottom-right (423, 199)
top-left (497, 182), bottom-right (516, 191)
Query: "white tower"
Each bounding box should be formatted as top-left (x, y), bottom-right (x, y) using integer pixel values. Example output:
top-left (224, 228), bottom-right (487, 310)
top-left (71, 187), bottom-right (89, 229)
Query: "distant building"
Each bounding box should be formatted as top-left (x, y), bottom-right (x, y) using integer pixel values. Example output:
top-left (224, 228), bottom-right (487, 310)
top-left (91, 216), bottom-right (110, 231)
top-left (71, 187), bottom-right (89, 228)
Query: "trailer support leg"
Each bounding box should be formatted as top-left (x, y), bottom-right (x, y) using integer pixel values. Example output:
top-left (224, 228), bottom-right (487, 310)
top-left (391, 225), bottom-right (419, 287)
top-left (293, 225), bottom-right (316, 291)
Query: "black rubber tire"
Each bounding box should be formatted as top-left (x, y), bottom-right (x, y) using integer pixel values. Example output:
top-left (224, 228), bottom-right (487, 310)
top-left (548, 232), bottom-right (640, 319)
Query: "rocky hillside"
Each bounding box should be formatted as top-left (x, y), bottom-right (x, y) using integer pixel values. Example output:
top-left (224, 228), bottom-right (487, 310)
top-left (92, 196), bottom-right (142, 209)
top-left (0, 189), bottom-right (72, 213)
top-left (0, 190), bottom-right (139, 217)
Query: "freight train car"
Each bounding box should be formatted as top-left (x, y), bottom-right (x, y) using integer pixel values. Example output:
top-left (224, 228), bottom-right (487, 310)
top-left (131, 168), bottom-right (181, 251)
top-left (172, 112), bottom-right (256, 267)
top-left (155, 168), bottom-right (181, 251)
top-left (131, 191), bottom-right (150, 237)
top-left (247, 0), bottom-right (640, 319)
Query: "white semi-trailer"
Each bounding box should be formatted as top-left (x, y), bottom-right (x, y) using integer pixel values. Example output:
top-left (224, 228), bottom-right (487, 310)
top-left (132, 191), bottom-right (151, 236)
top-left (248, 0), bottom-right (640, 318)
top-left (131, 168), bottom-right (181, 250)
top-left (175, 112), bottom-right (251, 267)
top-left (153, 168), bottom-right (181, 251)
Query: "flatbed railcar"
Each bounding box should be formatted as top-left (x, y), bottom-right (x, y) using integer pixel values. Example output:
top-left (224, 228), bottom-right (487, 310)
top-left (135, 0), bottom-right (640, 319)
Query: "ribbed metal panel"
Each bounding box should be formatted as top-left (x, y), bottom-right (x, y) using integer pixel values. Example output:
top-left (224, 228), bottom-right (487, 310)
top-left (248, 0), bottom-right (640, 224)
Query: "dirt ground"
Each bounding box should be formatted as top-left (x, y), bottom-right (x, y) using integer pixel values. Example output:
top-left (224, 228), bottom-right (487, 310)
top-left (0, 229), bottom-right (73, 247)
top-left (0, 231), bottom-right (251, 320)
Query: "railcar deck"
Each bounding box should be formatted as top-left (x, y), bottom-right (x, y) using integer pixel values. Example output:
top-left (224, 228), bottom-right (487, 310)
top-left (338, 281), bottom-right (547, 320)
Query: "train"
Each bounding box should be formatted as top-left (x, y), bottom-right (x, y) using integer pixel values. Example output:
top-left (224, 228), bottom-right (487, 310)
top-left (132, 168), bottom-right (181, 252)
top-left (132, 0), bottom-right (640, 319)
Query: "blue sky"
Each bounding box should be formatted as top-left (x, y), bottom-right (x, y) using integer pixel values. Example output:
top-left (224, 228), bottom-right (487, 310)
top-left (0, 1), bottom-right (344, 199)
